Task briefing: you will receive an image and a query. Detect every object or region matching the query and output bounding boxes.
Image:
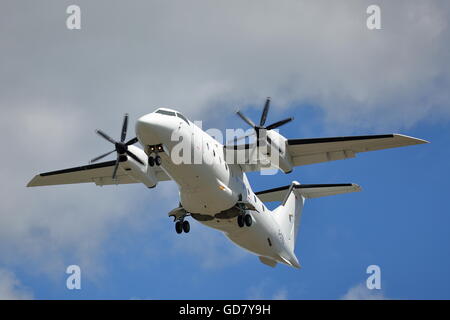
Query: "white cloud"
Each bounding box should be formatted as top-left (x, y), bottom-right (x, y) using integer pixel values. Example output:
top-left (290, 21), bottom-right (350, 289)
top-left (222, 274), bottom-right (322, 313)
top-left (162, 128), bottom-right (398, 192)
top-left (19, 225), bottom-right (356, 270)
top-left (2, 1), bottom-right (450, 129)
top-left (0, 269), bottom-right (33, 300)
top-left (272, 288), bottom-right (288, 300)
top-left (341, 283), bottom-right (387, 300)
top-left (247, 281), bottom-right (288, 300)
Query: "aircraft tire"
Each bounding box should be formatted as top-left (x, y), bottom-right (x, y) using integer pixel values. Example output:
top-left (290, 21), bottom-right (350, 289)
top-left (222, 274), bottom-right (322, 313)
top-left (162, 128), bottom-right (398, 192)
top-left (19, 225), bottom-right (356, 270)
top-left (148, 156), bottom-right (155, 167)
top-left (155, 155), bottom-right (162, 166)
top-left (244, 214), bottom-right (252, 227)
top-left (237, 215), bottom-right (245, 228)
top-left (182, 220), bottom-right (190, 233)
top-left (175, 221), bottom-right (183, 234)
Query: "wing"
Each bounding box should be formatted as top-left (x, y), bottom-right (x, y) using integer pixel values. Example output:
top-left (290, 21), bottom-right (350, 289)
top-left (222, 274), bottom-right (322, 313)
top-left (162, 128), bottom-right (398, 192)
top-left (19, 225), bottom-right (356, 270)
top-left (223, 143), bottom-right (278, 172)
top-left (288, 134), bottom-right (428, 167)
top-left (225, 134), bottom-right (428, 172)
top-left (27, 160), bottom-right (171, 187)
top-left (256, 183), bottom-right (362, 202)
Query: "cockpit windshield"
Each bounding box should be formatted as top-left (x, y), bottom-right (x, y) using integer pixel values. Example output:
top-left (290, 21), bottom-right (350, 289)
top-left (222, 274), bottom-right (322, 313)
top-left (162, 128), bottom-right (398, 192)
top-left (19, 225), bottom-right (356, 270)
top-left (176, 112), bottom-right (190, 125)
top-left (155, 109), bottom-right (176, 116)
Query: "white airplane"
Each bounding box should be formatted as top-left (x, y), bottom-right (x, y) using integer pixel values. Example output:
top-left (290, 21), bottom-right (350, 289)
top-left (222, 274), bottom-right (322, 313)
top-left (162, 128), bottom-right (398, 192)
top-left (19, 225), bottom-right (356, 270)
top-left (27, 98), bottom-right (428, 268)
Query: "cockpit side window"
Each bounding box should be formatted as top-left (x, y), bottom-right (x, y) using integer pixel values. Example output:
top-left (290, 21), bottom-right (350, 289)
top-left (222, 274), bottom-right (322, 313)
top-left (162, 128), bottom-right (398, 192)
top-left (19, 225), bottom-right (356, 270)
top-left (176, 112), bottom-right (190, 125)
top-left (156, 109), bottom-right (176, 116)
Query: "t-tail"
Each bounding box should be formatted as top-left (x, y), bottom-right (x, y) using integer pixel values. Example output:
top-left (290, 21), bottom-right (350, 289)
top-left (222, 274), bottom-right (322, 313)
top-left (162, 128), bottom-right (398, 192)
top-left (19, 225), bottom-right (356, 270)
top-left (256, 181), bottom-right (362, 268)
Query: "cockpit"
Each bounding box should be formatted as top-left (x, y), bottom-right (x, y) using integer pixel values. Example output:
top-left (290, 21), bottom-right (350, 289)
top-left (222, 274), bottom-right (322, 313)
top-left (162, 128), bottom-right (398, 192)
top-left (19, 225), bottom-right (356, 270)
top-left (155, 108), bottom-right (190, 125)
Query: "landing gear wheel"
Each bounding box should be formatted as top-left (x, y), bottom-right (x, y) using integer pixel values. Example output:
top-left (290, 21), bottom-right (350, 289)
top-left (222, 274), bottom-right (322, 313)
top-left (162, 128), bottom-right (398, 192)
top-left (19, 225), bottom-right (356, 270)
top-left (237, 215), bottom-right (245, 228)
top-left (148, 156), bottom-right (155, 167)
top-left (175, 221), bottom-right (183, 234)
top-left (155, 155), bottom-right (162, 166)
top-left (244, 214), bottom-right (252, 227)
top-left (182, 220), bottom-right (190, 233)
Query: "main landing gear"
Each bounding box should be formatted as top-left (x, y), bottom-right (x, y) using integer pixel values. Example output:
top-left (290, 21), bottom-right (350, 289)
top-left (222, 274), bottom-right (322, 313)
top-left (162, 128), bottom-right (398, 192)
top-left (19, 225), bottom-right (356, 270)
top-left (175, 218), bottom-right (190, 234)
top-left (237, 213), bottom-right (252, 228)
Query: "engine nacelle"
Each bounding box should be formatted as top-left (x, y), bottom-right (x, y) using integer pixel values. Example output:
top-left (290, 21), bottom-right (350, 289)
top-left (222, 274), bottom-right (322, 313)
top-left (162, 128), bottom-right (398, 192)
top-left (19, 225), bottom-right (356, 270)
top-left (122, 146), bottom-right (158, 188)
top-left (265, 130), bottom-right (293, 173)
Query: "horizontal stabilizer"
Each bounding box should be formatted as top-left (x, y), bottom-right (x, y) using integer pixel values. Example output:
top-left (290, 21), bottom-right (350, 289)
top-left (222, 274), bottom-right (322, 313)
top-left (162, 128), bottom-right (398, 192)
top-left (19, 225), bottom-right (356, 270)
top-left (256, 183), bottom-right (361, 202)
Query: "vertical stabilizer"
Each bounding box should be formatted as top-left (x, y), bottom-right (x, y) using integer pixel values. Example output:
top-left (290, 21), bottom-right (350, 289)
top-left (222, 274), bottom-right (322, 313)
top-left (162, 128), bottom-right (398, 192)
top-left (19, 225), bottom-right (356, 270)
top-left (272, 181), bottom-right (304, 253)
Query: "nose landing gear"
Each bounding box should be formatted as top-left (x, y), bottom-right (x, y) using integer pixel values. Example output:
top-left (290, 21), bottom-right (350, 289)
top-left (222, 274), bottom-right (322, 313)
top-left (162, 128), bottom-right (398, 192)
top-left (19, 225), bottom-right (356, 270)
top-left (148, 156), bottom-right (155, 167)
top-left (147, 144), bottom-right (163, 167)
top-left (148, 155), bottom-right (161, 167)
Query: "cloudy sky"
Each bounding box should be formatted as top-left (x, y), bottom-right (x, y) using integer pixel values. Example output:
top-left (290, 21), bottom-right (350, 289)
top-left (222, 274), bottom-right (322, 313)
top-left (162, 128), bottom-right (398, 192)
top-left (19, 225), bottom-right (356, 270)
top-left (0, 0), bottom-right (449, 299)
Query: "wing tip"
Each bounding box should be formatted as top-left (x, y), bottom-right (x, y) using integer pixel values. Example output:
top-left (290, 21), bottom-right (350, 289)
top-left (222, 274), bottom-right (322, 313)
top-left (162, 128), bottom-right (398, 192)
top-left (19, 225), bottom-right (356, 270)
top-left (26, 175), bottom-right (41, 187)
top-left (352, 183), bottom-right (363, 192)
top-left (393, 134), bottom-right (430, 145)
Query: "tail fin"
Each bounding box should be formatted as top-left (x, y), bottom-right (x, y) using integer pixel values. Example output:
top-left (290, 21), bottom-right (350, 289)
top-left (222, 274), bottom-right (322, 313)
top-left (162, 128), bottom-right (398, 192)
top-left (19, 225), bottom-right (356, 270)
top-left (271, 181), bottom-right (305, 253)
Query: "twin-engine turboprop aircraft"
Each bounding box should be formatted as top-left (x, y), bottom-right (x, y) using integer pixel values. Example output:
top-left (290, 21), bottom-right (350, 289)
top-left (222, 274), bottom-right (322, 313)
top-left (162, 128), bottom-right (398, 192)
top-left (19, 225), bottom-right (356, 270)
top-left (27, 98), bottom-right (428, 268)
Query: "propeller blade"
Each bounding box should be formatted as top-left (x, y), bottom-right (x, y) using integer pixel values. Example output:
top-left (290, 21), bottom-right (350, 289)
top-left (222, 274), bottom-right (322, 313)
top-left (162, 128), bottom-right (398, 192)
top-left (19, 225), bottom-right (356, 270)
top-left (260, 97), bottom-right (271, 126)
top-left (111, 159), bottom-right (120, 180)
top-left (121, 113), bottom-right (129, 142)
top-left (126, 137), bottom-right (139, 146)
top-left (126, 150), bottom-right (144, 165)
top-left (236, 110), bottom-right (256, 128)
top-left (96, 129), bottom-right (116, 144)
top-left (266, 117), bottom-right (294, 130)
top-left (90, 150), bottom-right (115, 164)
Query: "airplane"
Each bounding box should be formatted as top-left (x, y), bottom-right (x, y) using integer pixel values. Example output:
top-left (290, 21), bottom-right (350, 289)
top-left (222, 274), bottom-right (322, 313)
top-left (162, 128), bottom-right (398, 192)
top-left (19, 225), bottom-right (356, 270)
top-left (27, 98), bottom-right (428, 268)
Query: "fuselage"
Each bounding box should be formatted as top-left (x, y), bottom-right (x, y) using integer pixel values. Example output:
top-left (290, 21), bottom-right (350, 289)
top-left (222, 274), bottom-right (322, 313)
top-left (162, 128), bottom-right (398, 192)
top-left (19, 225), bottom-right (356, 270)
top-left (135, 108), bottom-right (299, 267)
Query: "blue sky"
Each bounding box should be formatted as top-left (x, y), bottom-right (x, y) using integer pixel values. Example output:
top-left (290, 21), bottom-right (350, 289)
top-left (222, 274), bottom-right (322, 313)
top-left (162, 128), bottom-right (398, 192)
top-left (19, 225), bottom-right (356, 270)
top-left (1, 0), bottom-right (449, 300)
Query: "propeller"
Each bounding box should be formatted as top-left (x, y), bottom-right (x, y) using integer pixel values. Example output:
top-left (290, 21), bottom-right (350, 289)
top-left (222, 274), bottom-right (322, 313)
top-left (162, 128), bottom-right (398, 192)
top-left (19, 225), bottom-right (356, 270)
top-left (90, 114), bottom-right (143, 179)
top-left (233, 97), bottom-right (293, 144)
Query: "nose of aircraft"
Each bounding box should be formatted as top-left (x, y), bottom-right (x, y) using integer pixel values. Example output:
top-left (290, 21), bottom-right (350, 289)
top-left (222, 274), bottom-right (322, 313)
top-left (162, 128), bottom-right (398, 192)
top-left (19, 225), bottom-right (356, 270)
top-left (136, 113), bottom-right (177, 146)
top-left (136, 114), bottom-right (157, 145)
